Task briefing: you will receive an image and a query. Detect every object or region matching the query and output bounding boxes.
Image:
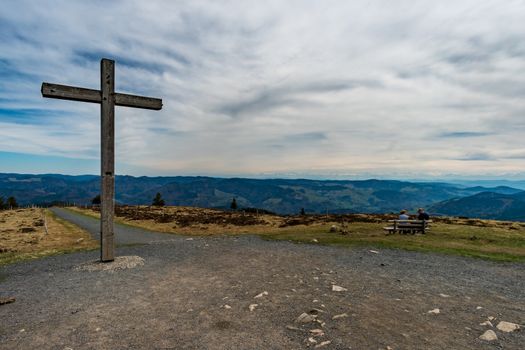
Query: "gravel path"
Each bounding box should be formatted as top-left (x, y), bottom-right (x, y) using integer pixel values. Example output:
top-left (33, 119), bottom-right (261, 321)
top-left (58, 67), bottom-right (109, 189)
top-left (50, 207), bottom-right (174, 245)
top-left (1, 211), bottom-right (524, 349)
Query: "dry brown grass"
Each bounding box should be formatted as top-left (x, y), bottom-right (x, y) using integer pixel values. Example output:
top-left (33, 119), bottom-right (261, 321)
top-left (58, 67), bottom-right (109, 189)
top-left (68, 206), bottom-right (525, 262)
top-left (0, 208), bottom-right (98, 265)
top-left (68, 206), bottom-right (285, 236)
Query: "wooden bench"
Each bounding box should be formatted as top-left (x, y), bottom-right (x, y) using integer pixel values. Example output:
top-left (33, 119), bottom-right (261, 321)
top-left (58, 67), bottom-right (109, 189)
top-left (383, 220), bottom-right (431, 235)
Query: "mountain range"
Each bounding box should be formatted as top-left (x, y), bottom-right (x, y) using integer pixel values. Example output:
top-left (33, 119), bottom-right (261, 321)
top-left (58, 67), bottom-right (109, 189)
top-left (2, 173), bottom-right (525, 220)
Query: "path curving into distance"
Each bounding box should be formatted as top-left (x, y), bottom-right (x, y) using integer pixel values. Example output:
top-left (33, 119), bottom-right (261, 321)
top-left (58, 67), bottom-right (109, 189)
top-left (50, 207), bottom-right (175, 245)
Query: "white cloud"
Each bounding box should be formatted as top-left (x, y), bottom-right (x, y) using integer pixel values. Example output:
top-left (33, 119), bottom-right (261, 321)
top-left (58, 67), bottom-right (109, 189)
top-left (1, 0), bottom-right (525, 177)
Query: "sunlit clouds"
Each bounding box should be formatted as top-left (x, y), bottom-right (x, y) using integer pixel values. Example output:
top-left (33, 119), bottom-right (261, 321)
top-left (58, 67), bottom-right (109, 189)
top-left (1, 0), bottom-right (525, 178)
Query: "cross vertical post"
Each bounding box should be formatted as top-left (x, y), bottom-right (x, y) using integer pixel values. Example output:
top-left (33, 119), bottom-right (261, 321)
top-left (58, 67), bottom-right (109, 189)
top-left (100, 59), bottom-right (115, 262)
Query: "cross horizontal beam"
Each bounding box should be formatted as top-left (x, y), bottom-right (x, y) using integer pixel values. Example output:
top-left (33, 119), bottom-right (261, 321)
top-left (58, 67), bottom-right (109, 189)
top-left (41, 83), bottom-right (163, 110)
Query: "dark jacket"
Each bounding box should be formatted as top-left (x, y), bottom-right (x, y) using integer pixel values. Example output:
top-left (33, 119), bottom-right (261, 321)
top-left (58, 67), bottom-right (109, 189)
top-left (418, 212), bottom-right (430, 220)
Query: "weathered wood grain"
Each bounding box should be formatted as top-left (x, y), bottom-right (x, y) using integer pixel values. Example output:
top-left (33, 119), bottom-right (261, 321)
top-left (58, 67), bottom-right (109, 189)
top-left (100, 58), bottom-right (115, 262)
top-left (41, 83), bottom-right (162, 110)
top-left (41, 83), bottom-right (101, 104)
top-left (115, 93), bottom-right (162, 110)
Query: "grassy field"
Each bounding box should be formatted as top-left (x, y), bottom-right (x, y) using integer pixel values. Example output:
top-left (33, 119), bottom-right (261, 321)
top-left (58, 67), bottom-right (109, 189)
top-left (68, 206), bottom-right (525, 262)
top-left (0, 208), bottom-right (98, 266)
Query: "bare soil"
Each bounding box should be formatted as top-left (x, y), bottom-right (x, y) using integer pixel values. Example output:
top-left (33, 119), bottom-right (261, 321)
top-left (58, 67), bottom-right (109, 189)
top-left (1, 232), bottom-right (523, 350)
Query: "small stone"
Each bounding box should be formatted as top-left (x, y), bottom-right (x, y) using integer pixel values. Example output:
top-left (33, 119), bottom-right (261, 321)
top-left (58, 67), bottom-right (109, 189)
top-left (75, 238), bottom-right (84, 243)
top-left (332, 285), bottom-right (347, 292)
top-left (310, 329), bottom-right (324, 336)
top-left (476, 306), bottom-right (483, 310)
top-left (296, 312), bottom-right (317, 323)
top-left (312, 239), bottom-right (319, 243)
top-left (249, 304), bottom-right (258, 312)
top-left (386, 346), bottom-right (394, 350)
top-left (308, 337), bottom-right (318, 344)
top-left (332, 313), bottom-right (349, 320)
top-left (313, 276), bottom-right (319, 281)
top-left (223, 304), bottom-right (231, 309)
top-left (369, 250), bottom-right (379, 254)
top-left (185, 238), bottom-right (194, 240)
top-left (315, 340), bottom-right (332, 348)
top-left (479, 330), bottom-right (497, 341)
top-left (439, 293), bottom-right (450, 298)
top-left (496, 321), bottom-right (520, 333)
top-left (479, 321), bottom-right (493, 327)
top-left (0, 296), bottom-right (16, 305)
top-left (19, 329), bottom-right (25, 333)
top-left (309, 308), bottom-right (325, 314)
top-left (95, 327), bottom-right (101, 332)
top-left (254, 291), bottom-right (268, 298)
top-left (488, 316), bottom-right (495, 321)
top-left (286, 325), bottom-right (301, 331)
top-left (329, 225), bottom-right (337, 233)
top-left (427, 308), bottom-right (440, 314)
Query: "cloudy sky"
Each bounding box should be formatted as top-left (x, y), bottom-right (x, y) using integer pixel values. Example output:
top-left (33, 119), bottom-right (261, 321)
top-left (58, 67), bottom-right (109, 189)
top-left (1, 0), bottom-right (525, 179)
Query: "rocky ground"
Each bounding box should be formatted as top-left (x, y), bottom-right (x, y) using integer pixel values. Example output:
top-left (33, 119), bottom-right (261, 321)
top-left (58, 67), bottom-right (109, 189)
top-left (1, 225), bottom-right (524, 349)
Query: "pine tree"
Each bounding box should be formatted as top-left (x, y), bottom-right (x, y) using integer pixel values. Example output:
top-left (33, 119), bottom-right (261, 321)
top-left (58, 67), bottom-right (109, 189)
top-left (152, 192), bottom-right (165, 206)
top-left (300, 208), bottom-right (306, 215)
top-left (0, 196), bottom-right (4, 210)
top-left (91, 194), bottom-right (101, 205)
top-left (230, 198), bottom-right (237, 210)
top-left (6, 196), bottom-right (18, 209)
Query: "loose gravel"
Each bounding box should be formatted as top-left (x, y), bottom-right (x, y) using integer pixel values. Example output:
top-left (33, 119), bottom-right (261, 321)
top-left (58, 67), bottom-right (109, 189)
top-left (0, 210), bottom-right (524, 349)
top-left (75, 256), bottom-right (145, 273)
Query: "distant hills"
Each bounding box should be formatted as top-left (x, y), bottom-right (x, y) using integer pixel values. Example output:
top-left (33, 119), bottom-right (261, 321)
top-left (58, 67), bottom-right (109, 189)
top-left (429, 191), bottom-right (525, 221)
top-left (1, 173), bottom-right (525, 220)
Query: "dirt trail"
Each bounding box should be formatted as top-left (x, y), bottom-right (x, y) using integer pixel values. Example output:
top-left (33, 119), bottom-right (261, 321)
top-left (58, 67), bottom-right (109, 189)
top-left (1, 229), bottom-right (523, 349)
top-left (50, 207), bottom-right (175, 245)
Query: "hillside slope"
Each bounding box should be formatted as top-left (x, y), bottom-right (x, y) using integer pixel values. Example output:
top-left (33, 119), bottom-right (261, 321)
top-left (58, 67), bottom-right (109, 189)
top-left (429, 191), bottom-right (525, 221)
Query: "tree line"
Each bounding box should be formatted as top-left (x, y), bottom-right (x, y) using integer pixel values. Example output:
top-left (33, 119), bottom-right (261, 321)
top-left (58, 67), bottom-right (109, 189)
top-left (91, 193), bottom-right (165, 207)
top-left (92, 193), bottom-right (303, 214)
top-left (2, 193), bottom-right (307, 215)
top-left (0, 196), bottom-right (18, 210)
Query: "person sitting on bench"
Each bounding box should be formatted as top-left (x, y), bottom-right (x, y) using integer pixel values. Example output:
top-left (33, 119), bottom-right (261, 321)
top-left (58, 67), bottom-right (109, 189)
top-left (417, 208), bottom-right (430, 220)
top-left (399, 210), bottom-right (409, 220)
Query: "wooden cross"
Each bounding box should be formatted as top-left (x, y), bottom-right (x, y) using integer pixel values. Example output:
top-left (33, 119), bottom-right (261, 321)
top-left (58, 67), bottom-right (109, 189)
top-left (41, 58), bottom-right (162, 262)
